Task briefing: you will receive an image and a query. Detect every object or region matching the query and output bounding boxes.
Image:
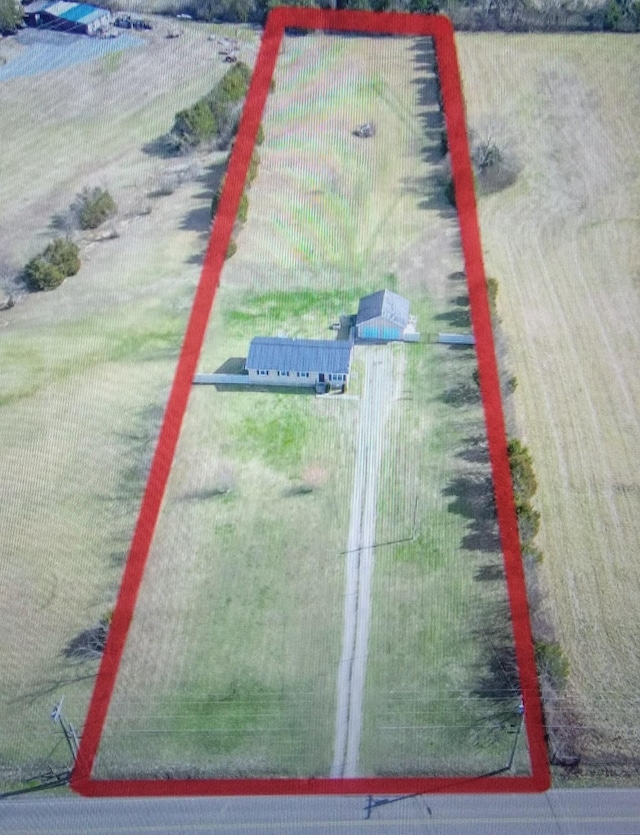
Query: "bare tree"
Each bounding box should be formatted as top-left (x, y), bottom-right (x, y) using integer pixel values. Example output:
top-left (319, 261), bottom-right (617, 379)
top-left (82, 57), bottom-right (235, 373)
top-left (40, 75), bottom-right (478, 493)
top-left (470, 121), bottom-right (520, 195)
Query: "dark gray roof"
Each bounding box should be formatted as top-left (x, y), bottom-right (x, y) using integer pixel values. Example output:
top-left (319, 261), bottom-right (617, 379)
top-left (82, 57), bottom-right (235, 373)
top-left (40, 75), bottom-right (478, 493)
top-left (246, 338), bottom-right (352, 375)
top-left (356, 290), bottom-right (410, 328)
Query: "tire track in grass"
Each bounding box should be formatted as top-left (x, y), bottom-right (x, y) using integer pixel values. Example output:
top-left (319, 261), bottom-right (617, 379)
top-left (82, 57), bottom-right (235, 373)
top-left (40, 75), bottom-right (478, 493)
top-left (331, 346), bottom-right (395, 778)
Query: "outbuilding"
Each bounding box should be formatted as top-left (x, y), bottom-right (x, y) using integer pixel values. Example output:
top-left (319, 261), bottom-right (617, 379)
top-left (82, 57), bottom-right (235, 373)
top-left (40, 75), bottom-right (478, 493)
top-left (245, 337), bottom-right (352, 390)
top-left (355, 289), bottom-right (418, 342)
top-left (24, 1), bottom-right (111, 34)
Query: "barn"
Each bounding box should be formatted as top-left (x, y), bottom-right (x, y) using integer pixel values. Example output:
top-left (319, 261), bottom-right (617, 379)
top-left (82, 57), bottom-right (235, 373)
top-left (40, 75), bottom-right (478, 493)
top-left (23, 1), bottom-right (111, 34)
top-left (355, 289), bottom-right (418, 342)
top-left (245, 337), bottom-right (352, 390)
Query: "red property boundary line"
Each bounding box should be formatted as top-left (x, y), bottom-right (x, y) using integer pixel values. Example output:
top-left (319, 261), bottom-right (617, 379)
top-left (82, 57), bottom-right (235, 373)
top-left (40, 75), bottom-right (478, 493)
top-left (70, 8), bottom-right (550, 797)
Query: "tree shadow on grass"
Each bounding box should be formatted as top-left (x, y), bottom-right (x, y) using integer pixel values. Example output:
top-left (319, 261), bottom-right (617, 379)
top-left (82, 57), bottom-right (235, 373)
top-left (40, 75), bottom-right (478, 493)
top-left (392, 39), bottom-right (457, 218)
top-left (142, 134), bottom-right (179, 158)
top-left (440, 381), bottom-right (480, 407)
top-left (443, 471), bottom-right (501, 553)
top-left (181, 203), bottom-right (213, 233)
top-left (180, 157), bottom-right (229, 238)
top-left (471, 601), bottom-right (522, 721)
top-left (435, 307), bottom-right (472, 329)
top-left (11, 671), bottom-right (97, 707)
top-left (62, 622), bottom-right (108, 663)
top-left (457, 434), bottom-right (490, 464)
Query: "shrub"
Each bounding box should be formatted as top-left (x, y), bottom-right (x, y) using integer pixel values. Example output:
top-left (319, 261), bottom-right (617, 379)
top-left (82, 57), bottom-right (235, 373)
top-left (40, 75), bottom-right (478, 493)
top-left (255, 122), bottom-right (265, 146)
top-left (215, 100), bottom-right (244, 150)
top-left (516, 500), bottom-right (541, 545)
top-left (472, 135), bottom-right (519, 195)
top-left (213, 61), bottom-right (252, 105)
top-left (43, 238), bottom-right (81, 276)
top-left (0, 0), bottom-right (23, 33)
top-left (507, 438), bottom-right (537, 503)
top-left (23, 258), bottom-right (66, 292)
top-left (173, 100), bottom-right (218, 148)
top-left (225, 238), bottom-right (237, 260)
top-left (522, 542), bottom-right (544, 564)
top-left (535, 641), bottom-right (569, 690)
top-left (171, 63), bottom-right (252, 151)
top-left (75, 187), bottom-right (117, 230)
top-left (409, 0), bottom-right (440, 11)
top-left (603, 0), bottom-right (621, 29)
top-left (23, 238), bottom-right (80, 291)
top-left (237, 190), bottom-right (249, 224)
top-left (486, 276), bottom-right (498, 315)
top-left (211, 177), bottom-right (226, 220)
top-left (199, 0), bottom-right (258, 22)
top-left (247, 149), bottom-right (260, 185)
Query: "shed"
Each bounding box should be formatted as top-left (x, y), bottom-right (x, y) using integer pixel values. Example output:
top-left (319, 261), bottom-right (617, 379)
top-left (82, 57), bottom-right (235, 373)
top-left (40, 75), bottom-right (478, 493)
top-left (24, 1), bottom-right (111, 34)
top-left (356, 289), bottom-right (412, 341)
top-left (245, 337), bottom-right (352, 389)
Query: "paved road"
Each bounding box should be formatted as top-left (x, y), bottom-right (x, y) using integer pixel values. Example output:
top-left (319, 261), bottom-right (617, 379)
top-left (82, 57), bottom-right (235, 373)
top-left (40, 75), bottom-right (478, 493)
top-left (3, 790), bottom-right (640, 834)
top-left (332, 348), bottom-right (396, 778)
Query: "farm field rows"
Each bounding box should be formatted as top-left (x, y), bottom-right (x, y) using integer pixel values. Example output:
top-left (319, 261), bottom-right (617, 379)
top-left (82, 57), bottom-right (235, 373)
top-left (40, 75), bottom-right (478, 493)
top-left (91, 31), bottom-right (529, 780)
top-left (457, 33), bottom-right (640, 782)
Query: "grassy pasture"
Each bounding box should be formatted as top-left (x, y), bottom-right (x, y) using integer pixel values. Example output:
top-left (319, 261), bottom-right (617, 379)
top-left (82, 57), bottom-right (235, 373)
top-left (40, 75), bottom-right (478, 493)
top-left (94, 32), bottom-right (527, 778)
top-left (457, 34), bottom-right (640, 781)
top-left (362, 305), bottom-right (526, 776)
top-left (0, 22), bottom-right (260, 786)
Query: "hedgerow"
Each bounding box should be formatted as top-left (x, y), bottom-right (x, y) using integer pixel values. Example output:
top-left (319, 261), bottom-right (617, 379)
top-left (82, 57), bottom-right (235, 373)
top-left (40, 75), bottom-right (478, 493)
top-left (170, 62), bottom-right (252, 151)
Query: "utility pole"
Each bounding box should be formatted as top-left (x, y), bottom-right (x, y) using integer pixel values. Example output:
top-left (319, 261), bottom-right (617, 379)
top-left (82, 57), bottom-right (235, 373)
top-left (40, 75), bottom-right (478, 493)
top-left (506, 695), bottom-right (525, 772)
top-left (51, 697), bottom-right (79, 765)
top-left (0, 700), bottom-right (77, 799)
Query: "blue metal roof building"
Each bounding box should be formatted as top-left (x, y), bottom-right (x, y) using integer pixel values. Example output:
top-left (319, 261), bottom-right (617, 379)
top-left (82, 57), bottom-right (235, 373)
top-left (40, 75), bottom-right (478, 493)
top-left (24, 1), bottom-right (111, 34)
top-left (355, 289), bottom-right (412, 341)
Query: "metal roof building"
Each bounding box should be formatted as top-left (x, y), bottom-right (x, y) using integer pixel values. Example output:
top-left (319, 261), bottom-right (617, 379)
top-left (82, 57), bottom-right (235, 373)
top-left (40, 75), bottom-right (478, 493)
top-left (355, 289), bottom-right (412, 341)
top-left (246, 337), bottom-right (352, 389)
top-left (24, 2), bottom-right (111, 34)
top-left (247, 338), bottom-right (352, 375)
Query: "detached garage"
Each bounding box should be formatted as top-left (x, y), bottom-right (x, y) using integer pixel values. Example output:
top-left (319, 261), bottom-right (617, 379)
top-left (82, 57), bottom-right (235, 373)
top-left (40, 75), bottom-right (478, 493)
top-left (355, 289), bottom-right (418, 342)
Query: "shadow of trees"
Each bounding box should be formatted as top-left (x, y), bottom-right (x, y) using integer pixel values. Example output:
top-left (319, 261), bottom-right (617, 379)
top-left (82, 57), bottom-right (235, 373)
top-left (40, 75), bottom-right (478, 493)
top-left (472, 600), bottom-right (521, 715)
top-left (180, 157), bottom-right (228, 237)
top-left (400, 39), bottom-right (454, 217)
top-left (443, 470), bottom-right (500, 553)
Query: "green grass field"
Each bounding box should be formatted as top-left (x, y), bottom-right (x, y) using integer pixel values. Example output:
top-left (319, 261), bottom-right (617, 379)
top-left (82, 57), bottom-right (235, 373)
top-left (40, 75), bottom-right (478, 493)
top-left (93, 32), bottom-right (528, 779)
top-left (362, 310), bottom-right (525, 776)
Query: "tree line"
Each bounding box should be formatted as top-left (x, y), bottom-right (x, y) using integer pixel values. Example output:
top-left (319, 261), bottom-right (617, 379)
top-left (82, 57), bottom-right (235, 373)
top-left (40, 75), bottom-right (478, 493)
top-left (2, 0), bottom-right (634, 36)
top-left (156, 0), bottom-right (640, 33)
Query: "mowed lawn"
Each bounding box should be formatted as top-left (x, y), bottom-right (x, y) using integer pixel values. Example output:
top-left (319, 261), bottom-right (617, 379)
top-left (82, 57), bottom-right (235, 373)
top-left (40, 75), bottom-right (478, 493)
top-left (95, 33), bottom-right (528, 778)
top-left (457, 34), bottom-right (640, 780)
top-left (0, 22), bottom-right (260, 787)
